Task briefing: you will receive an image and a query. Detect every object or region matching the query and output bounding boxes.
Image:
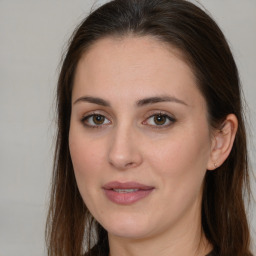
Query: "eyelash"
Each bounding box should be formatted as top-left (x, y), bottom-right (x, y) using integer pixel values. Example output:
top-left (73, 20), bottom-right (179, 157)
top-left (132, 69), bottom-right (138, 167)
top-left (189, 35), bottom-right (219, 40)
top-left (81, 112), bottom-right (176, 129)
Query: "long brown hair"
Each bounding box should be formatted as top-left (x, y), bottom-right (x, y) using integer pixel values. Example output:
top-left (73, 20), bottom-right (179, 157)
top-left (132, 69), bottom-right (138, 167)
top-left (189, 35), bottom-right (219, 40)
top-left (46, 0), bottom-right (252, 255)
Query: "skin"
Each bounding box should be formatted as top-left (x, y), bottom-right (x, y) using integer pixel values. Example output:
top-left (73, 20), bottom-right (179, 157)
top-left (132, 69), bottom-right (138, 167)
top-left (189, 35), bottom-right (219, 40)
top-left (69, 36), bottom-right (234, 256)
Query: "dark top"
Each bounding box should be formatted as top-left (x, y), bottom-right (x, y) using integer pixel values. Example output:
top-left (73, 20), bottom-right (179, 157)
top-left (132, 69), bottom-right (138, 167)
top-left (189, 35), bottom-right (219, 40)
top-left (88, 244), bottom-right (217, 256)
top-left (206, 250), bottom-right (217, 256)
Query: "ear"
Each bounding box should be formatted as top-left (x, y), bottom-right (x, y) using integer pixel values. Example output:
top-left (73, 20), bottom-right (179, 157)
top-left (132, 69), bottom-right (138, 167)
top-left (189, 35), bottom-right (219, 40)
top-left (207, 114), bottom-right (238, 170)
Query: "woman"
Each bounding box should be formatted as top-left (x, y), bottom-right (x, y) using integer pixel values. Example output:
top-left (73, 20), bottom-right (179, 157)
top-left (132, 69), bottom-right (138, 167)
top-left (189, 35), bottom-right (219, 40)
top-left (46, 0), bottom-right (253, 255)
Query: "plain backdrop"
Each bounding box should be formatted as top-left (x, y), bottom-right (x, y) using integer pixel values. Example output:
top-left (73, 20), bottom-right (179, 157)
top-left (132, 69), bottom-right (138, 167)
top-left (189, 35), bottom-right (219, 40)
top-left (0, 1), bottom-right (255, 255)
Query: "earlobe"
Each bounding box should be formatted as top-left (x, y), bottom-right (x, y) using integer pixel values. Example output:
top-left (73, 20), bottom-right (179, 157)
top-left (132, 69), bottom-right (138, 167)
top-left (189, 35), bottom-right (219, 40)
top-left (207, 114), bottom-right (238, 170)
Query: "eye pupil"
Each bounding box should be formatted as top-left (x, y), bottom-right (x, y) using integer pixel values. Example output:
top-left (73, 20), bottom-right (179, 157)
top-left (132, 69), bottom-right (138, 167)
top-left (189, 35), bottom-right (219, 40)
top-left (93, 115), bottom-right (105, 124)
top-left (154, 115), bottom-right (166, 125)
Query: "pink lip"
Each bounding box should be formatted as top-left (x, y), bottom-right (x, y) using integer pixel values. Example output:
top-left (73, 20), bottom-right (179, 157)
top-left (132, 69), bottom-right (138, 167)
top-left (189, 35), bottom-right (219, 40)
top-left (102, 181), bottom-right (155, 205)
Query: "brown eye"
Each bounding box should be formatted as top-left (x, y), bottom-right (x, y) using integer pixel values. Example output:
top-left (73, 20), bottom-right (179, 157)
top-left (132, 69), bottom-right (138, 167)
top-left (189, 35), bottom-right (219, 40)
top-left (93, 115), bottom-right (105, 125)
top-left (144, 113), bottom-right (176, 128)
top-left (154, 114), bottom-right (167, 125)
top-left (81, 114), bottom-right (111, 127)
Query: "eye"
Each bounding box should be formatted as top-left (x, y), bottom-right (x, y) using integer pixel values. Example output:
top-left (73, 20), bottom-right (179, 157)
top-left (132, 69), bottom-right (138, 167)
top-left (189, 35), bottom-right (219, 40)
top-left (81, 114), bottom-right (111, 127)
top-left (143, 113), bottom-right (176, 128)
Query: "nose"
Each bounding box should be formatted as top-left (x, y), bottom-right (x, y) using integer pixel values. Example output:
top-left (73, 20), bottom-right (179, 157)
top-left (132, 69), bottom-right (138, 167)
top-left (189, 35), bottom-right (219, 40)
top-left (107, 125), bottom-right (143, 170)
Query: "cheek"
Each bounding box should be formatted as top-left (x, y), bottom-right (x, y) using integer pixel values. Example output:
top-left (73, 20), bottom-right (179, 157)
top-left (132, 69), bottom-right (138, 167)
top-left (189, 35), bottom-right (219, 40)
top-left (69, 128), bottom-right (106, 191)
top-left (147, 124), bottom-right (211, 191)
top-left (69, 131), bottom-right (109, 218)
top-left (147, 131), bottom-right (211, 223)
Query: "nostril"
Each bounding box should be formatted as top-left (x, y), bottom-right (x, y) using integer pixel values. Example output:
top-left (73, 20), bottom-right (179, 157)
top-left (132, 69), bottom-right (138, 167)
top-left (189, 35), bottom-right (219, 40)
top-left (109, 160), bottom-right (135, 169)
top-left (124, 162), bottom-right (135, 168)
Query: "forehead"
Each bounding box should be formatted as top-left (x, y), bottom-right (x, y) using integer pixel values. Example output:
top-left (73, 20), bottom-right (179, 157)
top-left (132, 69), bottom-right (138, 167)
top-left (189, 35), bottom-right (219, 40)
top-left (72, 36), bottom-right (205, 108)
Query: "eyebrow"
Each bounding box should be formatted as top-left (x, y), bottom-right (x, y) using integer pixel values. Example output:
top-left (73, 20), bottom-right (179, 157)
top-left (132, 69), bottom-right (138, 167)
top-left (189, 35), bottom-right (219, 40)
top-left (136, 96), bottom-right (188, 107)
top-left (73, 95), bottom-right (188, 107)
top-left (74, 96), bottom-right (111, 106)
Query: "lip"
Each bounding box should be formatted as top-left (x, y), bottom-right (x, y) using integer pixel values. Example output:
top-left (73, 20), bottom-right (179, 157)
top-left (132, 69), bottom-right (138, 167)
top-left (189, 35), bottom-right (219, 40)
top-left (102, 181), bottom-right (155, 205)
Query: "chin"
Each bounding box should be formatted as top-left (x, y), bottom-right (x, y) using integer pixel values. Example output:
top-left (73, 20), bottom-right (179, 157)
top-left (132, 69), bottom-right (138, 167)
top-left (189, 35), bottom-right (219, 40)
top-left (107, 226), bottom-right (152, 240)
top-left (98, 213), bottom-right (155, 240)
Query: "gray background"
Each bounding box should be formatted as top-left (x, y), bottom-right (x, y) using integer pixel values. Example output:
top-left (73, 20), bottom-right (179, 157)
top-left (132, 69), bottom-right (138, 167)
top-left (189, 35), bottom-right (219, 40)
top-left (0, 1), bottom-right (255, 255)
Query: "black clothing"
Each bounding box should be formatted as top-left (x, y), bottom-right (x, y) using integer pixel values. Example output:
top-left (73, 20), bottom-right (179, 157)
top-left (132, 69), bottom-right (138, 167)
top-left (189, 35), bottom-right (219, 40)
top-left (87, 245), bottom-right (217, 256)
top-left (206, 249), bottom-right (217, 256)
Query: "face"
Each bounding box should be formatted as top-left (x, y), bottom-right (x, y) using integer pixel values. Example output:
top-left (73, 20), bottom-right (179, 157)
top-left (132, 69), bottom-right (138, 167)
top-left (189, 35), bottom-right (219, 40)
top-left (69, 36), bottom-right (213, 241)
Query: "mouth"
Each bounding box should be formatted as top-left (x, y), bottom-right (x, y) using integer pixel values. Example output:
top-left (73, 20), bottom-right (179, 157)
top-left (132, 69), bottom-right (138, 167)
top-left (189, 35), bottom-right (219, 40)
top-left (102, 181), bottom-right (155, 205)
